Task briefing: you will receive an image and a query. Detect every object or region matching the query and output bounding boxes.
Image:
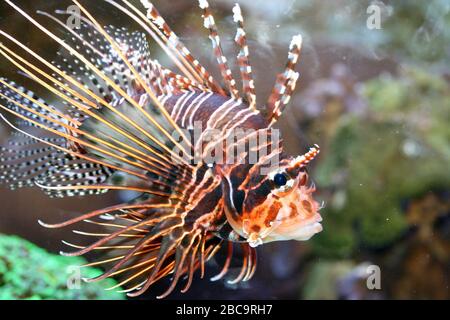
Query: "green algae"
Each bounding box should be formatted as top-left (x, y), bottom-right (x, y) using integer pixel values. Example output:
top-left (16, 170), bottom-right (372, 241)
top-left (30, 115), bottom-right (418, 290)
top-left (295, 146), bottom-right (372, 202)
top-left (311, 66), bottom-right (450, 255)
top-left (0, 234), bottom-right (125, 300)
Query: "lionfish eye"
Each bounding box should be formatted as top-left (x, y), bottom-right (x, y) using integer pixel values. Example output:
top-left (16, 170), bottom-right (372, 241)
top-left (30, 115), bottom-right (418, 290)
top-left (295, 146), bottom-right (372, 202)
top-left (273, 173), bottom-right (288, 187)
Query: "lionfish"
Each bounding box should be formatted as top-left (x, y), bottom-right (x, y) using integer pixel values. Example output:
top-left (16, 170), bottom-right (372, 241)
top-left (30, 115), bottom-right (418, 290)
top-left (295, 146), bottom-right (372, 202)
top-left (0, 0), bottom-right (322, 298)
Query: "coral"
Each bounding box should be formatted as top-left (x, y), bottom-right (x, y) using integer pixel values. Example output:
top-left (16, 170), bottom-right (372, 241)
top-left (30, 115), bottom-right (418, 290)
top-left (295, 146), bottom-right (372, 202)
top-left (0, 234), bottom-right (125, 300)
top-left (380, 0), bottom-right (450, 65)
top-left (303, 193), bottom-right (449, 300)
top-left (310, 66), bottom-right (450, 253)
top-left (387, 193), bottom-right (450, 299)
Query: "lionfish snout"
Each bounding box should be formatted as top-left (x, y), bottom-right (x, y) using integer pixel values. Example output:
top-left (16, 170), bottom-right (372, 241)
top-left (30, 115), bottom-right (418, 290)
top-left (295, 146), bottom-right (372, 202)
top-left (225, 145), bottom-right (323, 248)
top-left (257, 180), bottom-right (323, 245)
top-left (244, 168), bottom-right (322, 247)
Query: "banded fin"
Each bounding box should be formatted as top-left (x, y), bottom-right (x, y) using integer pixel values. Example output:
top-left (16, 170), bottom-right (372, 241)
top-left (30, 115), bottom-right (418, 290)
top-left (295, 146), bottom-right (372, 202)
top-left (0, 1), bottom-right (196, 178)
top-left (0, 80), bottom-right (115, 196)
top-left (46, 14), bottom-right (197, 103)
top-left (232, 4), bottom-right (256, 110)
top-left (36, 156), bottom-right (114, 198)
top-left (266, 35), bottom-right (303, 125)
top-left (139, 0), bottom-right (223, 94)
top-left (199, 0), bottom-right (240, 100)
top-left (0, 142), bottom-right (63, 190)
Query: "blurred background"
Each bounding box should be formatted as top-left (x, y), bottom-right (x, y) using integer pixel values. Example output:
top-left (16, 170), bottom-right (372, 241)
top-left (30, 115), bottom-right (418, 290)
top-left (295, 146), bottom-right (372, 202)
top-left (0, 0), bottom-right (448, 299)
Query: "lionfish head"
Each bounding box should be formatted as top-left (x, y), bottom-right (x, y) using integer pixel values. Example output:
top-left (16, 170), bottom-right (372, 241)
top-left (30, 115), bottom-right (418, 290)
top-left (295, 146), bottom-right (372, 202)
top-left (224, 145), bottom-right (322, 248)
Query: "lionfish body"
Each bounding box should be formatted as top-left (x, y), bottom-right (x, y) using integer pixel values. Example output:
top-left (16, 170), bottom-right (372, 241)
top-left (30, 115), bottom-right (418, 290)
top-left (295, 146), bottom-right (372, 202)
top-left (0, 0), bottom-right (322, 297)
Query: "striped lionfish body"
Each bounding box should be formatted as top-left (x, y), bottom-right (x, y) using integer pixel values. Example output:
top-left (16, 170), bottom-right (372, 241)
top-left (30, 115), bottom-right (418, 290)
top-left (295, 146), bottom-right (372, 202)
top-left (0, 0), bottom-right (322, 298)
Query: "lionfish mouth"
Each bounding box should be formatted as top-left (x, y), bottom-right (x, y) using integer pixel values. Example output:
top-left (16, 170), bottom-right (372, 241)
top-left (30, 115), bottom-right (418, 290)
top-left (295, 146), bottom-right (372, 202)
top-left (247, 211), bottom-right (323, 248)
top-left (271, 212), bottom-right (323, 242)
